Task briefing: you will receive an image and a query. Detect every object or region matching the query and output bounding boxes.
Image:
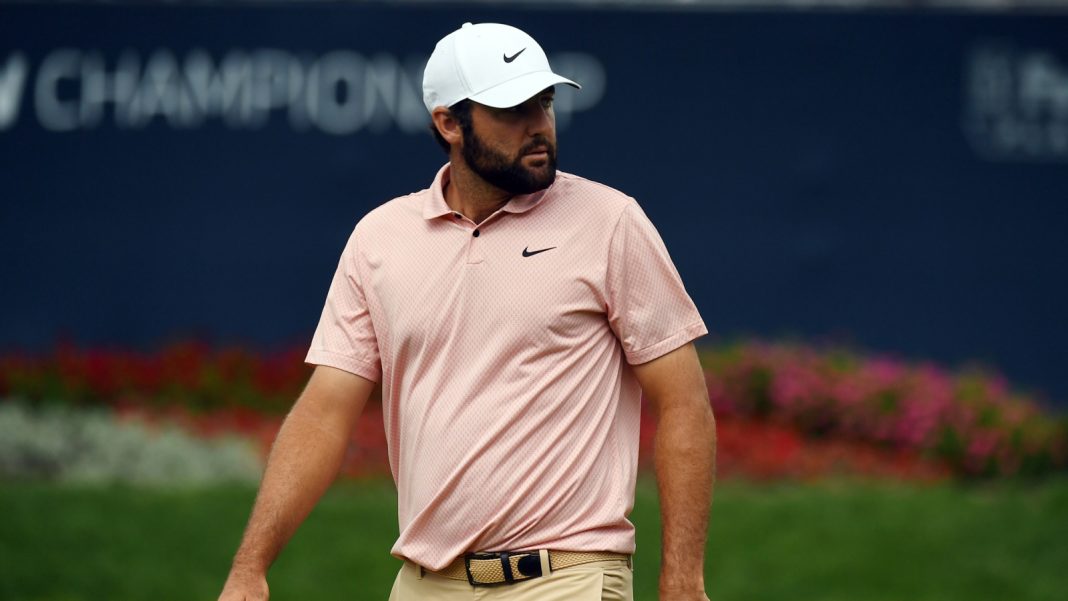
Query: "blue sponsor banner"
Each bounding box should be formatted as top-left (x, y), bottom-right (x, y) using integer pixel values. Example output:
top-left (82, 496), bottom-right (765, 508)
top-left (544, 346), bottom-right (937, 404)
top-left (1, 5), bottom-right (1067, 402)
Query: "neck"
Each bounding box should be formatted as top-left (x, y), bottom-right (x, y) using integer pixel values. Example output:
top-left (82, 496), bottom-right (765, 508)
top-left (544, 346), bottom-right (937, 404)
top-left (444, 156), bottom-right (512, 224)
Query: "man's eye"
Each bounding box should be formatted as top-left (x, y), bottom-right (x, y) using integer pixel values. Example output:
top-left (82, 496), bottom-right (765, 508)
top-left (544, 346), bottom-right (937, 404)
top-left (541, 97), bottom-right (554, 108)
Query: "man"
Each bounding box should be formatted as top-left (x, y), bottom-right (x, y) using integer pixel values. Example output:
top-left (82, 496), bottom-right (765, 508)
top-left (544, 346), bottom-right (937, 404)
top-left (219, 22), bottom-right (715, 601)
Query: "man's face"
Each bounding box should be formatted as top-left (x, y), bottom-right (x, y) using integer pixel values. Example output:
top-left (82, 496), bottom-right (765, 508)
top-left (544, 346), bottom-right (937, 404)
top-left (460, 88), bottom-right (558, 195)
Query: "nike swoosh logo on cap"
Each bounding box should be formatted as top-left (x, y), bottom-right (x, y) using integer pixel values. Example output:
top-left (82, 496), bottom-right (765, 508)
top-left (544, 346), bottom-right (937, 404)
top-left (522, 246), bottom-right (556, 257)
top-left (504, 48), bottom-right (526, 63)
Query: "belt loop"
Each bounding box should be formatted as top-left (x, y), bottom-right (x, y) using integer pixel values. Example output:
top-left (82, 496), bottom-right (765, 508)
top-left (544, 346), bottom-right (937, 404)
top-left (539, 549), bottom-right (551, 575)
top-left (627, 555), bottom-right (633, 570)
top-left (418, 563), bottom-right (425, 580)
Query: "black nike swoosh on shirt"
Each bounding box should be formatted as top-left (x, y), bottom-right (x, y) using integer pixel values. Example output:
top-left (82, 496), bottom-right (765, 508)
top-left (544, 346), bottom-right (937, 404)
top-left (504, 48), bottom-right (526, 63)
top-left (522, 246), bottom-right (556, 257)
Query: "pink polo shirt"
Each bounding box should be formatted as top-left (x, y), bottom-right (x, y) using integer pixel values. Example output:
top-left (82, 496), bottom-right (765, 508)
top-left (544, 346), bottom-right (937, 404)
top-left (306, 163), bottom-right (706, 570)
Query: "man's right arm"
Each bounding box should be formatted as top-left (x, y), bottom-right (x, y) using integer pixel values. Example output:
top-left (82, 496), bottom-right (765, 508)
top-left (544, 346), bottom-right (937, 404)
top-left (219, 364), bottom-right (376, 601)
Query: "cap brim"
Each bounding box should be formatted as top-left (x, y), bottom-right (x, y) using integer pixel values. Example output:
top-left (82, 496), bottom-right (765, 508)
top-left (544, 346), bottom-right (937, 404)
top-left (467, 71), bottom-right (581, 109)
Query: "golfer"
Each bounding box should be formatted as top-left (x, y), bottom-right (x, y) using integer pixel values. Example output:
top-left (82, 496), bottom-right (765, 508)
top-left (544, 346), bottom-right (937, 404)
top-left (219, 22), bottom-right (715, 601)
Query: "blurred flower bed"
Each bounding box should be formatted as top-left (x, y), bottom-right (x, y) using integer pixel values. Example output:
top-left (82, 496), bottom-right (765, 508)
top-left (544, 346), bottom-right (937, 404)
top-left (1, 341), bottom-right (1065, 480)
top-left (0, 401), bottom-right (262, 486)
top-left (0, 342), bottom-right (306, 413)
top-left (701, 343), bottom-right (1067, 478)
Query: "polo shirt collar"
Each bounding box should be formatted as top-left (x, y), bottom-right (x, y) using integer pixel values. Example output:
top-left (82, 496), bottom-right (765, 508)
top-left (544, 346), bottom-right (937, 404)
top-left (422, 163), bottom-right (553, 220)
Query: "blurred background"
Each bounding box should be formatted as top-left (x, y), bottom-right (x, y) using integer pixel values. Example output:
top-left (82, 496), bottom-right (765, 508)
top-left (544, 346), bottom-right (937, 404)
top-left (1, 1), bottom-right (1066, 600)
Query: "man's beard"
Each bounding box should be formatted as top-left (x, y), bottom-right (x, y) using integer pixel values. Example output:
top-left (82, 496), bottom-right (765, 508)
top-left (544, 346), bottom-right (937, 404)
top-left (461, 128), bottom-right (557, 195)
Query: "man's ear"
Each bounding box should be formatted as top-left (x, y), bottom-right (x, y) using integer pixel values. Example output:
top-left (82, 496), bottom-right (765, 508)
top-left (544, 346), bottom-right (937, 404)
top-left (431, 107), bottom-right (464, 148)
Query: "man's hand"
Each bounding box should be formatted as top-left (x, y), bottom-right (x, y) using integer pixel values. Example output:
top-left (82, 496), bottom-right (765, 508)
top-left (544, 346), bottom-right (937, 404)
top-left (632, 342), bottom-right (716, 601)
top-left (218, 564), bottom-right (269, 601)
top-left (658, 587), bottom-right (711, 601)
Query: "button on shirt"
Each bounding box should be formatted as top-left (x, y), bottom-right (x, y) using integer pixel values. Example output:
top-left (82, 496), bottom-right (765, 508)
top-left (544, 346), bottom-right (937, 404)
top-left (306, 163), bottom-right (707, 570)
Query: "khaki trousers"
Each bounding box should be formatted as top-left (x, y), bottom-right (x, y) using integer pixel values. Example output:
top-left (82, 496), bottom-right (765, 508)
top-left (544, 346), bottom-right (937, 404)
top-left (388, 558), bottom-right (634, 601)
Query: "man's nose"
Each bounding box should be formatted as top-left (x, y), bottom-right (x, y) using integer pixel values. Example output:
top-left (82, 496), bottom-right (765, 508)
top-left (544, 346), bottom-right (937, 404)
top-left (523, 102), bottom-right (553, 137)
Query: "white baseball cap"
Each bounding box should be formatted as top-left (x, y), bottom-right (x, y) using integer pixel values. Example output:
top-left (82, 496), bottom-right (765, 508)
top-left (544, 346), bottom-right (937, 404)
top-left (422, 22), bottom-right (581, 113)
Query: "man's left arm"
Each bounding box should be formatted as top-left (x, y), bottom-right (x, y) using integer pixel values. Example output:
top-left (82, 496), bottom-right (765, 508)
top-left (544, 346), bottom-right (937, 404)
top-left (632, 341), bottom-right (716, 601)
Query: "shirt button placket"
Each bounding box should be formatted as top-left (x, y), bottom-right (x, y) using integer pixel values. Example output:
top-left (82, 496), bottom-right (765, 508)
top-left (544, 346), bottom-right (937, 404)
top-left (467, 227), bottom-right (484, 264)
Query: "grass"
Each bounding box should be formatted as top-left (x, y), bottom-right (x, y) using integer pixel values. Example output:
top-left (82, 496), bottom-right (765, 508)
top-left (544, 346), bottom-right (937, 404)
top-left (1, 477), bottom-right (1067, 600)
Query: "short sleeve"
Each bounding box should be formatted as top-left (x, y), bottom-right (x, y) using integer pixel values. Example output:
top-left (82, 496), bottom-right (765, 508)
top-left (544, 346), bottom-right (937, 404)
top-left (305, 231), bottom-right (382, 382)
top-left (605, 201), bottom-right (708, 365)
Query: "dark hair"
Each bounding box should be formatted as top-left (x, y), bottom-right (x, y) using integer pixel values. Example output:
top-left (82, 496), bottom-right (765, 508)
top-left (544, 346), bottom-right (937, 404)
top-left (429, 100), bottom-right (473, 154)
